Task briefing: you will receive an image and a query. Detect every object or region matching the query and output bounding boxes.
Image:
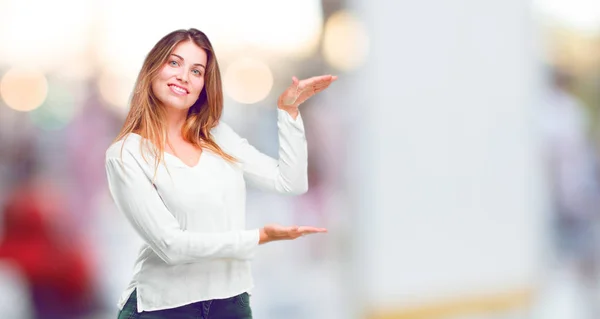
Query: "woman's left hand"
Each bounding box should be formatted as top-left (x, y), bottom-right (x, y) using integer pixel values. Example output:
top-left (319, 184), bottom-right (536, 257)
top-left (277, 75), bottom-right (338, 116)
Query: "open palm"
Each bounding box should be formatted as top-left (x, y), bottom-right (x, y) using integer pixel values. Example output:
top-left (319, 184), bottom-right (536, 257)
top-left (259, 223), bottom-right (327, 244)
top-left (278, 75), bottom-right (338, 109)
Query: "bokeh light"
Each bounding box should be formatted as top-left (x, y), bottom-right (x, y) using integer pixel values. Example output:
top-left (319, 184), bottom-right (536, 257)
top-left (322, 10), bottom-right (370, 71)
top-left (29, 83), bottom-right (78, 131)
top-left (97, 71), bottom-right (135, 114)
top-left (223, 57), bottom-right (274, 104)
top-left (0, 68), bottom-right (48, 112)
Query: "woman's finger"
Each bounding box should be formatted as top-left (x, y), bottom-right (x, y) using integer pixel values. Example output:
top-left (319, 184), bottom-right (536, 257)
top-left (266, 224), bottom-right (327, 240)
top-left (282, 75), bottom-right (336, 106)
top-left (301, 79), bottom-right (335, 94)
top-left (298, 226), bottom-right (328, 233)
top-left (311, 83), bottom-right (331, 93)
top-left (299, 75), bottom-right (333, 88)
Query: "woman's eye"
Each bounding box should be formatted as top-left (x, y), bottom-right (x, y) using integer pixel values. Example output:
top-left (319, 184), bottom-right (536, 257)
top-left (192, 69), bottom-right (202, 76)
top-left (169, 60), bottom-right (179, 66)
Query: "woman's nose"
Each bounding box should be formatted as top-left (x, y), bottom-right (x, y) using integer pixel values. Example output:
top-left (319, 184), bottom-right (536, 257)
top-left (176, 70), bottom-right (189, 83)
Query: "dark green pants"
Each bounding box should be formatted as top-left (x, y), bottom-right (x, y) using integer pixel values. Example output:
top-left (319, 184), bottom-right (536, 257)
top-left (117, 289), bottom-right (252, 319)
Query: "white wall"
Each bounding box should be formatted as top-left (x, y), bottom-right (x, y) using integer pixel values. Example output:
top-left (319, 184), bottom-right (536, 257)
top-left (345, 0), bottom-right (550, 314)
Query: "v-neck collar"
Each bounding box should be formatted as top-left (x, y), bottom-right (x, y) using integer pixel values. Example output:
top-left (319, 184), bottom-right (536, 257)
top-left (126, 132), bottom-right (206, 169)
top-left (163, 150), bottom-right (204, 169)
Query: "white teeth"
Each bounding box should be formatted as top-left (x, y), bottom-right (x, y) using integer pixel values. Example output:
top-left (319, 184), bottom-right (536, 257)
top-left (170, 85), bottom-right (186, 94)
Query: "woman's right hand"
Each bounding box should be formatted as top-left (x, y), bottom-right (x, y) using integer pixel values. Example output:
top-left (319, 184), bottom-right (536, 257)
top-left (259, 223), bottom-right (327, 244)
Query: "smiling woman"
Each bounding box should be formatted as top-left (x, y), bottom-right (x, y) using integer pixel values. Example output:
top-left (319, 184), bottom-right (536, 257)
top-left (104, 28), bottom-right (336, 319)
top-left (113, 29), bottom-right (233, 173)
top-left (151, 44), bottom-right (207, 112)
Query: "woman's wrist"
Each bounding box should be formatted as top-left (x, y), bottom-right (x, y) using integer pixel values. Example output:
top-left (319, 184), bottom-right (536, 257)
top-left (277, 105), bottom-right (299, 120)
top-left (258, 228), bottom-right (269, 245)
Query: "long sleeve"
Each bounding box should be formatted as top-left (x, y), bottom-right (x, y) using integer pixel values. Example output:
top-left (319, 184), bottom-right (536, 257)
top-left (105, 150), bottom-right (260, 265)
top-left (216, 108), bottom-right (308, 194)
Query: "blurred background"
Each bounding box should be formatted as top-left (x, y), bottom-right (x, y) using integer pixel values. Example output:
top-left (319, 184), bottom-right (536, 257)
top-left (1, 0), bottom-right (600, 318)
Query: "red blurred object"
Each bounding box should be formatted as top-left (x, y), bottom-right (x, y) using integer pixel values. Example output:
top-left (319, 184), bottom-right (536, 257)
top-left (0, 180), bottom-right (95, 318)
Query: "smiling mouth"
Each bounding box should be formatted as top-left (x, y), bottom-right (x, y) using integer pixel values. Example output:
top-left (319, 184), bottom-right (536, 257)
top-left (168, 84), bottom-right (189, 95)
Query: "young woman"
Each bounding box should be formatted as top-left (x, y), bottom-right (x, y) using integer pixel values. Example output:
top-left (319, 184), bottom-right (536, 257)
top-left (105, 28), bottom-right (336, 318)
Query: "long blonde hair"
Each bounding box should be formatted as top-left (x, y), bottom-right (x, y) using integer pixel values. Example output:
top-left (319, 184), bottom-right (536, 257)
top-left (114, 28), bottom-right (236, 176)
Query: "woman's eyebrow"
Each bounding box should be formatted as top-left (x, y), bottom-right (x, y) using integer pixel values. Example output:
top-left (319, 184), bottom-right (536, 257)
top-left (170, 54), bottom-right (206, 69)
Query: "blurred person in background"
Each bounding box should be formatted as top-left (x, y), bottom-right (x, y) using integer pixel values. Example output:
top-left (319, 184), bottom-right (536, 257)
top-left (540, 67), bottom-right (600, 316)
top-left (105, 28), bottom-right (335, 318)
top-left (0, 177), bottom-right (96, 319)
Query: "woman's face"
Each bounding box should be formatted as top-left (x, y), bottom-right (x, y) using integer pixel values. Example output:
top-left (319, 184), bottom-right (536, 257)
top-left (151, 41), bottom-right (207, 111)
